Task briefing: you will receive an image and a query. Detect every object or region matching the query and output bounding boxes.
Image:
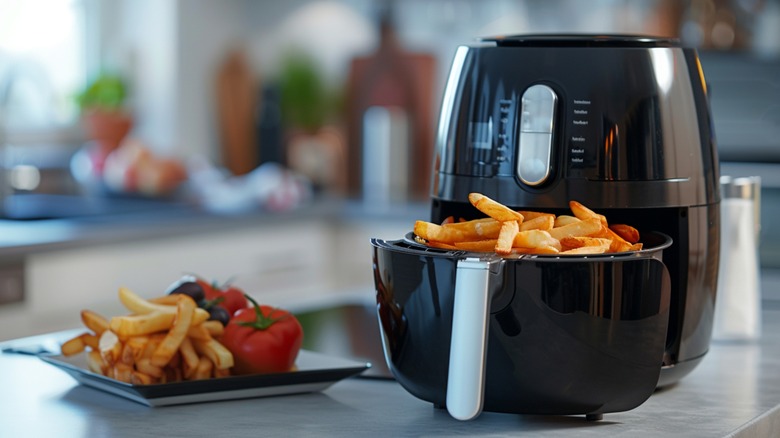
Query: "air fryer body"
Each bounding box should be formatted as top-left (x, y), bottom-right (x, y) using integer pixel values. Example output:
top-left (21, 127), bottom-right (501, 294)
top-left (430, 35), bottom-right (720, 385)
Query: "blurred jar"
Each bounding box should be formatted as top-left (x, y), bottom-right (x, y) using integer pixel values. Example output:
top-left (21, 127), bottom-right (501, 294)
top-left (713, 175), bottom-right (762, 341)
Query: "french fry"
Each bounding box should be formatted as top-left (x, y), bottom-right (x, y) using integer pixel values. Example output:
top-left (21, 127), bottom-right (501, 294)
top-left (454, 239), bottom-right (498, 252)
top-left (81, 310), bottom-right (110, 336)
top-left (118, 286), bottom-right (175, 315)
top-left (442, 217), bottom-right (495, 230)
top-left (141, 334), bottom-right (164, 359)
top-left (496, 221), bottom-right (519, 255)
top-left (110, 312), bottom-right (175, 338)
top-left (513, 230), bottom-right (562, 251)
top-left (117, 287), bottom-right (209, 325)
top-left (513, 245), bottom-right (560, 255)
top-left (554, 215), bottom-right (580, 228)
top-left (81, 334), bottom-right (99, 350)
top-left (112, 362), bottom-right (134, 383)
top-left (520, 215), bottom-right (554, 231)
top-left (201, 320), bottom-right (225, 338)
top-left (426, 240), bottom-right (459, 250)
top-left (86, 350), bottom-right (107, 374)
top-left (150, 295), bottom-right (196, 367)
top-left (192, 357), bottom-right (214, 380)
top-left (560, 244), bottom-right (610, 255)
top-left (123, 336), bottom-right (149, 364)
top-left (61, 333), bottom-right (89, 357)
top-left (148, 295), bottom-right (180, 306)
top-left (569, 200), bottom-right (607, 226)
top-left (548, 218), bottom-right (602, 241)
top-left (516, 211), bottom-right (555, 221)
top-left (444, 218), bottom-right (502, 239)
top-left (610, 224), bottom-right (640, 244)
top-left (560, 236), bottom-right (613, 251)
top-left (193, 338), bottom-right (234, 370)
top-left (186, 323), bottom-right (212, 341)
top-left (630, 242), bottom-right (644, 251)
top-left (135, 357), bottom-right (164, 379)
top-left (120, 342), bottom-right (136, 366)
top-left (594, 225), bottom-right (633, 253)
top-left (98, 330), bottom-right (122, 366)
top-left (468, 193), bottom-right (524, 222)
top-left (414, 220), bottom-right (465, 243)
top-left (131, 371), bottom-right (155, 385)
top-left (179, 337), bottom-right (200, 379)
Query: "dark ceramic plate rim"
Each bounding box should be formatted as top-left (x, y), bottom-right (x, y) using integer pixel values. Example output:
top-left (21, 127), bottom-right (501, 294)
top-left (40, 350), bottom-right (370, 403)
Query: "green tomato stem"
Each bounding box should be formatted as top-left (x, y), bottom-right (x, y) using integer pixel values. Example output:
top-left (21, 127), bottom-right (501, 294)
top-left (236, 294), bottom-right (287, 330)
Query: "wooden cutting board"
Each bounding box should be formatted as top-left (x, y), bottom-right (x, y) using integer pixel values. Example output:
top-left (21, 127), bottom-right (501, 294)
top-left (215, 50), bottom-right (258, 175)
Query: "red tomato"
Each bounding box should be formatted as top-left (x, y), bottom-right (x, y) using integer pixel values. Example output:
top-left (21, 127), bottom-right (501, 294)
top-left (197, 278), bottom-right (249, 317)
top-left (196, 278), bottom-right (218, 300)
top-left (220, 286), bottom-right (249, 316)
top-left (222, 295), bottom-right (303, 375)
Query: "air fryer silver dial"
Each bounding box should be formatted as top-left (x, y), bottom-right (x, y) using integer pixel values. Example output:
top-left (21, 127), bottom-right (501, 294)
top-left (516, 84), bottom-right (557, 186)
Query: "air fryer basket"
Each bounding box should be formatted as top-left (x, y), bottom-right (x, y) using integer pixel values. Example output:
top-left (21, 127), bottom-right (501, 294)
top-left (372, 231), bottom-right (672, 418)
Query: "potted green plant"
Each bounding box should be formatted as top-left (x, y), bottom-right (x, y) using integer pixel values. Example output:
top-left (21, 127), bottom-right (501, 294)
top-left (77, 73), bottom-right (133, 158)
top-left (278, 52), bottom-right (346, 193)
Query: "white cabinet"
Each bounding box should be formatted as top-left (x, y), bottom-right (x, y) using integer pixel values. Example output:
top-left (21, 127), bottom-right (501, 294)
top-left (0, 221), bottom-right (331, 340)
top-left (0, 214), bottom-right (413, 341)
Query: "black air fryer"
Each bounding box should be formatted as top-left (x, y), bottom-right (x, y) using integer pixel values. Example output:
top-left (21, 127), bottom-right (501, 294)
top-left (371, 35), bottom-right (720, 420)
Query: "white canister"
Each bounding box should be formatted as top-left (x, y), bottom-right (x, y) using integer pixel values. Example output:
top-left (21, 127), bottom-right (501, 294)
top-left (713, 176), bottom-right (762, 341)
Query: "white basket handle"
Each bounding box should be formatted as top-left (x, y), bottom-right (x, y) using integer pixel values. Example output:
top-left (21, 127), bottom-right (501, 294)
top-left (446, 257), bottom-right (503, 420)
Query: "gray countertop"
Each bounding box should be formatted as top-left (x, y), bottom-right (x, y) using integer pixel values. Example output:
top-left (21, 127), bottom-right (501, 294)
top-left (0, 196), bottom-right (427, 257)
top-left (1, 308), bottom-right (779, 437)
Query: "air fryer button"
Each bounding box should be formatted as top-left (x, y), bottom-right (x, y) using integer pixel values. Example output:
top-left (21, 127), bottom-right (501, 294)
top-left (520, 85), bottom-right (557, 133)
top-left (516, 132), bottom-right (553, 186)
top-left (517, 84), bottom-right (557, 186)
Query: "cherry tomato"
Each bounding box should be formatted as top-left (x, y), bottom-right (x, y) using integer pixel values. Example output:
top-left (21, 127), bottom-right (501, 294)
top-left (219, 286), bottom-right (249, 316)
top-left (196, 278), bottom-right (218, 300)
top-left (196, 277), bottom-right (249, 318)
top-left (222, 295), bottom-right (303, 375)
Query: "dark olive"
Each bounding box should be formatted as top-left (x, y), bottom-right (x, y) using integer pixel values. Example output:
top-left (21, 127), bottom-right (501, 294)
top-left (166, 279), bottom-right (206, 302)
top-left (208, 306), bottom-right (231, 326)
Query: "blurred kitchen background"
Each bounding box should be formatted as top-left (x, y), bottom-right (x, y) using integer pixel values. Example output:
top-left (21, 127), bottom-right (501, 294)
top-left (1, 0), bottom-right (779, 342)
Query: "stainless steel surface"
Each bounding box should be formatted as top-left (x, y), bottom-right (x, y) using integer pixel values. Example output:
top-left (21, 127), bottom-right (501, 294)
top-left (1, 308), bottom-right (779, 437)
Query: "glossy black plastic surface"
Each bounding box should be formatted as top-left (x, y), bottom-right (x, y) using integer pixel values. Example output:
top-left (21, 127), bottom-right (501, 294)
top-left (432, 43), bottom-right (719, 209)
top-left (482, 34), bottom-right (679, 48)
top-left (372, 233), bottom-right (672, 415)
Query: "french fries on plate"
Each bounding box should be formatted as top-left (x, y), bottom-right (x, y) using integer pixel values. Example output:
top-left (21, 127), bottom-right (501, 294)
top-left (413, 193), bottom-right (643, 256)
top-left (61, 288), bottom-right (234, 385)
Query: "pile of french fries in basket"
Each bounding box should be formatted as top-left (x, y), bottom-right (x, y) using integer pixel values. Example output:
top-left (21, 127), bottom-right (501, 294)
top-left (61, 287), bottom-right (233, 384)
top-left (414, 193), bottom-right (643, 256)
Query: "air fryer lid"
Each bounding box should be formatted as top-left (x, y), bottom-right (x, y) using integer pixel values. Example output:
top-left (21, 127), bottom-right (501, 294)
top-left (482, 33), bottom-right (680, 47)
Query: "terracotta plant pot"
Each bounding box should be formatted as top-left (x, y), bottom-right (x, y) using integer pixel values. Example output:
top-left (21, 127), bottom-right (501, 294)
top-left (83, 109), bottom-right (133, 155)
